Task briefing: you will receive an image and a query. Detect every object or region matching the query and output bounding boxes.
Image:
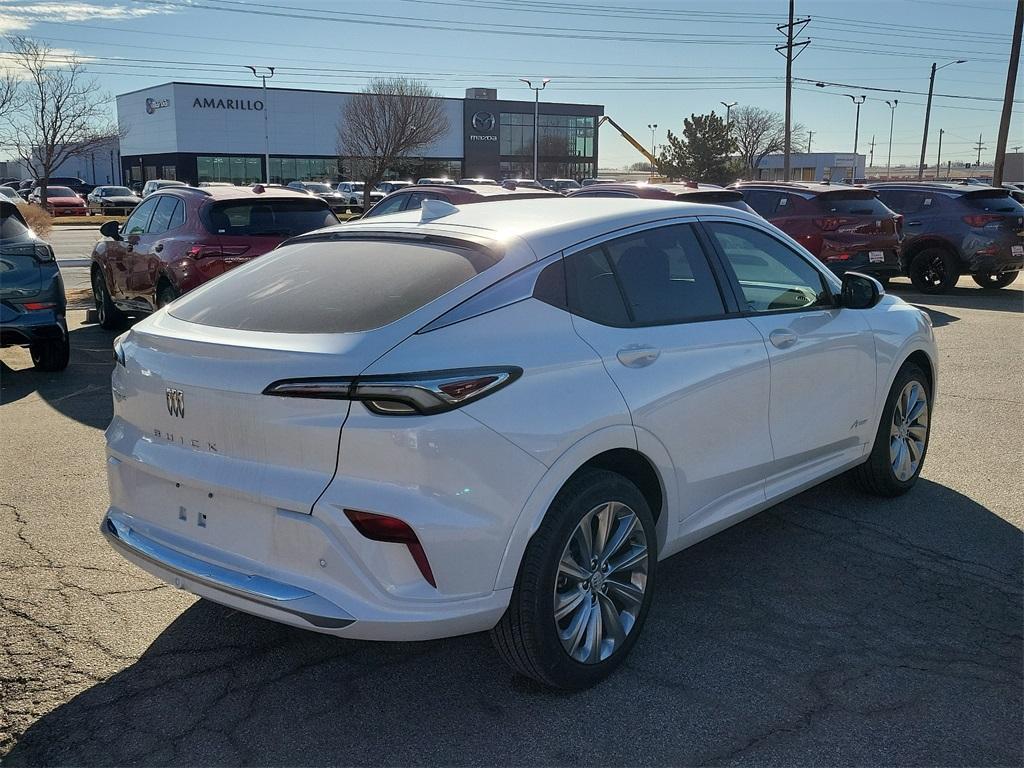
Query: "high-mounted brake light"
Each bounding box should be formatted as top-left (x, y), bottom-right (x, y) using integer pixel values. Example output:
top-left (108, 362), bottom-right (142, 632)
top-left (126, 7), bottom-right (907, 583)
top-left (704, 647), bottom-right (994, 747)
top-left (263, 367), bottom-right (521, 415)
top-left (344, 509), bottom-right (436, 587)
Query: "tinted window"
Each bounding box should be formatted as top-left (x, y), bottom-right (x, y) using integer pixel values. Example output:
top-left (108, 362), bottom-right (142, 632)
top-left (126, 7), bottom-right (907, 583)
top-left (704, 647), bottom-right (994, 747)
top-left (364, 194), bottom-right (407, 218)
top-left (565, 246), bottom-right (630, 326)
top-left (147, 196), bottom-right (179, 234)
top-left (962, 192), bottom-right (1022, 213)
top-left (402, 192), bottom-right (442, 211)
top-left (169, 237), bottom-right (501, 334)
top-left (876, 190), bottom-right (934, 214)
top-left (572, 190), bottom-right (638, 198)
top-left (124, 197), bottom-right (159, 235)
top-left (0, 206), bottom-right (30, 239)
top-left (203, 200), bottom-right (337, 237)
top-left (603, 225), bottom-right (725, 324)
top-left (43, 187), bottom-right (76, 197)
top-left (742, 190), bottom-right (782, 217)
top-left (707, 222), bottom-right (829, 313)
top-left (817, 192), bottom-right (892, 215)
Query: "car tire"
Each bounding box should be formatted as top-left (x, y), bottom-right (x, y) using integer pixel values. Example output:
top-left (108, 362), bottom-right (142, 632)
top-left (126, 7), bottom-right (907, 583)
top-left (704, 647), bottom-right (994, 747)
top-left (908, 248), bottom-right (959, 294)
top-left (92, 268), bottom-right (124, 330)
top-left (853, 361), bottom-right (931, 497)
top-left (156, 280), bottom-right (179, 308)
top-left (972, 271), bottom-right (1018, 289)
top-left (490, 468), bottom-right (656, 690)
top-left (30, 335), bottom-right (70, 372)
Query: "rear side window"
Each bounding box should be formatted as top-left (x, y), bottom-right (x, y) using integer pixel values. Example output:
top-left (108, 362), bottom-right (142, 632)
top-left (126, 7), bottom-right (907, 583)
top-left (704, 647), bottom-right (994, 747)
top-left (169, 237), bottom-right (502, 334)
top-left (742, 190), bottom-right (782, 217)
top-left (817, 193), bottom-right (892, 216)
top-left (876, 190), bottom-right (934, 214)
top-left (0, 206), bottom-right (30, 239)
top-left (203, 200), bottom-right (338, 237)
top-left (566, 224), bottom-right (726, 326)
top-left (364, 194), bottom-right (407, 218)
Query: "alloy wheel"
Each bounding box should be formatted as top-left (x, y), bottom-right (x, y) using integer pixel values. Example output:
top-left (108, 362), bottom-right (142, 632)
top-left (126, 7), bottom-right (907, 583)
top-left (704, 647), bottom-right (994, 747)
top-left (889, 380), bottom-right (929, 481)
top-left (92, 271), bottom-right (106, 325)
top-left (553, 501), bottom-right (649, 664)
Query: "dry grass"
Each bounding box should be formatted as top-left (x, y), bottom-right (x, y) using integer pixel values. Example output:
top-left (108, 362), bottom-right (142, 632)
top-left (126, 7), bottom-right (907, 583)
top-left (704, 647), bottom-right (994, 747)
top-left (21, 205), bottom-right (53, 238)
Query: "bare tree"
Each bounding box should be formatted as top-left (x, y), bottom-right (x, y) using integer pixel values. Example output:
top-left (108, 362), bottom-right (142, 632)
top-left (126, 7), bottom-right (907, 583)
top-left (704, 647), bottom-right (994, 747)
top-left (0, 65), bottom-right (18, 122)
top-left (0, 36), bottom-right (120, 205)
top-left (731, 105), bottom-right (807, 179)
top-left (337, 77), bottom-right (449, 209)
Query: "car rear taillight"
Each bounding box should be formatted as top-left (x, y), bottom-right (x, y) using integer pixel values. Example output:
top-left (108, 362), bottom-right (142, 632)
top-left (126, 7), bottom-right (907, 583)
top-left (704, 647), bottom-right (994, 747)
top-left (813, 217), bottom-right (853, 231)
top-left (344, 509), bottom-right (436, 587)
top-left (22, 302), bottom-right (56, 311)
top-left (963, 214), bottom-right (1004, 228)
top-left (823, 253), bottom-right (852, 262)
top-left (263, 367), bottom-right (521, 416)
top-left (186, 244), bottom-right (251, 258)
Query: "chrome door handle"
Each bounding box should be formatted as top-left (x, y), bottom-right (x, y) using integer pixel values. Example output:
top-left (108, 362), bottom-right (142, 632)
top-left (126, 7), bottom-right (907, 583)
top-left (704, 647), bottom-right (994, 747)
top-left (616, 345), bottom-right (660, 368)
top-left (769, 329), bottom-right (797, 349)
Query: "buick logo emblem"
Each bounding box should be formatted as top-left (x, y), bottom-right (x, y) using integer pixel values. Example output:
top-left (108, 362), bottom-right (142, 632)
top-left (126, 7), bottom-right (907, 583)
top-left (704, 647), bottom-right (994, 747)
top-left (471, 111), bottom-right (495, 132)
top-left (166, 388), bottom-right (185, 418)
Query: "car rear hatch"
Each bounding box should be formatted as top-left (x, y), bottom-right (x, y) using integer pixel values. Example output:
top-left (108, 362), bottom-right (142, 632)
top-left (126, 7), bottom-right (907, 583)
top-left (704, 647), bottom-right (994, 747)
top-left (682, 190), bottom-right (754, 212)
top-left (960, 189), bottom-right (1024, 234)
top-left (1, 205), bottom-right (44, 317)
top-left (107, 231), bottom-right (513, 517)
top-left (813, 190), bottom-right (901, 267)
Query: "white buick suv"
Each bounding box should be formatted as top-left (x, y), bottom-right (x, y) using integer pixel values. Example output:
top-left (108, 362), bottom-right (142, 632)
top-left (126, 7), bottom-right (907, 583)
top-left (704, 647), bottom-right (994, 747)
top-left (103, 198), bottom-right (937, 689)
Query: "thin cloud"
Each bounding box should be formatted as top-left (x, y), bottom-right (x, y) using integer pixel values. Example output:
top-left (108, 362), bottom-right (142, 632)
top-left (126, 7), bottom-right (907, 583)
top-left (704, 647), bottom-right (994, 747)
top-left (0, 1), bottom-right (177, 27)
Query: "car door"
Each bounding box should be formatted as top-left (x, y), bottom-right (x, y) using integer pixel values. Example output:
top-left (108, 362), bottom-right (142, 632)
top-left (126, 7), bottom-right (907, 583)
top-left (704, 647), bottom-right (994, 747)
top-left (127, 195), bottom-right (180, 305)
top-left (701, 219), bottom-right (877, 498)
top-left (109, 196), bottom-right (158, 300)
top-left (564, 221), bottom-right (773, 532)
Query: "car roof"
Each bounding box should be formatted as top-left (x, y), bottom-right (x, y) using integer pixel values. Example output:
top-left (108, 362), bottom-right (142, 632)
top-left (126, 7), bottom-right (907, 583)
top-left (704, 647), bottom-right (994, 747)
top-left (573, 182), bottom-right (734, 196)
top-left (395, 183), bottom-right (559, 198)
top-left (331, 197), bottom-right (760, 257)
top-left (157, 185), bottom-right (319, 202)
top-left (731, 181), bottom-right (863, 195)
top-left (867, 181), bottom-right (1006, 194)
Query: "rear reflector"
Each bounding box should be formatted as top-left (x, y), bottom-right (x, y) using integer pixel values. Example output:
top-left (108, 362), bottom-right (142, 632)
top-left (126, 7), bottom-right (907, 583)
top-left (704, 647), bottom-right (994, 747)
top-left (22, 302), bottom-right (56, 310)
top-left (344, 509), bottom-right (436, 587)
top-left (823, 253), bottom-right (852, 262)
top-left (963, 214), bottom-right (1004, 228)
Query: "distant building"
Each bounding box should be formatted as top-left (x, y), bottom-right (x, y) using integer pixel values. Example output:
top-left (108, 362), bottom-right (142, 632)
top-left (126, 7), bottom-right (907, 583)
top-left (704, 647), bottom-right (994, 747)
top-left (755, 152), bottom-right (866, 182)
top-left (1000, 152), bottom-right (1023, 183)
top-left (0, 139), bottom-right (122, 184)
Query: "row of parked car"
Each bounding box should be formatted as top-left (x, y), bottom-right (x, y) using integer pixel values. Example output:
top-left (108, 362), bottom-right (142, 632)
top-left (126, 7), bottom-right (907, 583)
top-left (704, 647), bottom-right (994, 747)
top-left (2, 176), bottom-right (1020, 372)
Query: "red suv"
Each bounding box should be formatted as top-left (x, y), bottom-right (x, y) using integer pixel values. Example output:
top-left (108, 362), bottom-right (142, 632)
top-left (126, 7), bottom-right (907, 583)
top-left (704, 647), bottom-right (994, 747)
top-left (731, 182), bottom-right (903, 281)
top-left (361, 183), bottom-right (559, 218)
top-left (567, 181), bottom-right (758, 213)
top-left (90, 185), bottom-right (338, 328)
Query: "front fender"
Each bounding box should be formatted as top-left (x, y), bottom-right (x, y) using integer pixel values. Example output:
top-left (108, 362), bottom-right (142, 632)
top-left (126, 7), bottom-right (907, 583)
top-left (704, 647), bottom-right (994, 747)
top-left (865, 295), bottom-right (939, 417)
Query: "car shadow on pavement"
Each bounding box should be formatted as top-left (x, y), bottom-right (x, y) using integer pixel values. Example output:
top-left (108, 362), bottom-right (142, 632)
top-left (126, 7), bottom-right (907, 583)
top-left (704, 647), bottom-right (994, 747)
top-left (6, 477), bottom-right (1021, 767)
top-left (0, 321), bottom-right (116, 427)
top-left (887, 281), bottom-right (1023, 315)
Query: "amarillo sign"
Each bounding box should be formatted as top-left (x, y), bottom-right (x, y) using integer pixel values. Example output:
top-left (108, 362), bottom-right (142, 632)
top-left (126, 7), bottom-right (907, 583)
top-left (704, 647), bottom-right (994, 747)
top-left (192, 97), bottom-right (264, 111)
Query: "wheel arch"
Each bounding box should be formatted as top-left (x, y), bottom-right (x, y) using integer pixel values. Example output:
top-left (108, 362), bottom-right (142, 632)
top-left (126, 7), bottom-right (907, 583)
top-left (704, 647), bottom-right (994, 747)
top-left (903, 236), bottom-right (959, 263)
top-left (494, 425), bottom-right (675, 591)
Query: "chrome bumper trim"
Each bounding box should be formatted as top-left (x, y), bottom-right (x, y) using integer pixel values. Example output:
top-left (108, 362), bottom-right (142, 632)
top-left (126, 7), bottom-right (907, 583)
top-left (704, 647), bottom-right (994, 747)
top-left (102, 512), bottom-right (355, 629)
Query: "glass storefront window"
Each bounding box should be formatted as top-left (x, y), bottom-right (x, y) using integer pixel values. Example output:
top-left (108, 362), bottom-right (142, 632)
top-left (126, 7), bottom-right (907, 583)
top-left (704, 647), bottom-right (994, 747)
top-left (500, 113), bottom-right (596, 167)
top-left (268, 157), bottom-right (339, 184)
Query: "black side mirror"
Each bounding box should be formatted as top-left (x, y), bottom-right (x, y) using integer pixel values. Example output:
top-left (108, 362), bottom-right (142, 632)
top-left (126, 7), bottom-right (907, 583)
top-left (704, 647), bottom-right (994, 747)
top-left (840, 271), bottom-right (884, 309)
top-left (100, 220), bottom-right (122, 240)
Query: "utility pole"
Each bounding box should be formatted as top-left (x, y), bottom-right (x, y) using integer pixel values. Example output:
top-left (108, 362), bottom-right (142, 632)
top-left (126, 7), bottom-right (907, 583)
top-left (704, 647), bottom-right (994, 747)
top-left (918, 59), bottom-right (966, 180)
top-left (776, 1), bottom-right (810, 181)
top-left (885, 100), bottom-right (898, 180)
top-left (935, 129), bottom-right (944, 180)
top-left (806, 131), bottom-right (813, 153)
top-left (868, 134), bottom-right (876, 167)
top-left (946, 160), bottom-right (951, 180)
top-left (246, 65), bottom-right (275, 183)
top-left (993, 0), bottom-right (1022, 186)
top-left (974, 134), bottom-right (986, 166)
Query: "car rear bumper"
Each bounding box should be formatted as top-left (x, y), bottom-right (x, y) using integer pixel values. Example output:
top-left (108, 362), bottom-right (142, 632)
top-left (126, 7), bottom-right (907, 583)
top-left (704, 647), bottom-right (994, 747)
top-left (962, 233), bottom-right (1024, 273)
top-left (0, 307), bottom-right (66, 347)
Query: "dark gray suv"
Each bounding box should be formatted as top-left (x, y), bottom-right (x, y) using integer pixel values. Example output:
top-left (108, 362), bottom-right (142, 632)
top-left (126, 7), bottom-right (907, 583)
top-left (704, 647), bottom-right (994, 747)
top-left (869, 183), bottom-right (1024, 293)
top-left (0, 201), bottom-right (69, 370)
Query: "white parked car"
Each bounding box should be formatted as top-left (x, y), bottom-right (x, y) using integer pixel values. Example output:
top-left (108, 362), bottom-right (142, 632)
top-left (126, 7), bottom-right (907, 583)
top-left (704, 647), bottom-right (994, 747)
top-left (336, 181), bottom-right (383, 210)
top-left (102, 198), bottom-right (937, 689)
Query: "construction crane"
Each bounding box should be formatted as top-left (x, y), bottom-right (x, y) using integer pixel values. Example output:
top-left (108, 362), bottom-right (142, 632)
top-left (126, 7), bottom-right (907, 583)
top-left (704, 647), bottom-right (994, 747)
top-left (597, 116), bottom-right (658, 167)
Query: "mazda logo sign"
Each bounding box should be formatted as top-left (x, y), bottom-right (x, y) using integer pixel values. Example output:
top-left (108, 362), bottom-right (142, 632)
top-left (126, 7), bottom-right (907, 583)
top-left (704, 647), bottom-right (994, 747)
top-left (471, 111), bottom-right (496, 132)
top-left (166, 388), bottom-right (185, 418)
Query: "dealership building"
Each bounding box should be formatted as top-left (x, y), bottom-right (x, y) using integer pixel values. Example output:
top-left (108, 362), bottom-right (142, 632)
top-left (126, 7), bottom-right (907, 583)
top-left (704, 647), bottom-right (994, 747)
top-left (115, 82), bottom-right (604, 185)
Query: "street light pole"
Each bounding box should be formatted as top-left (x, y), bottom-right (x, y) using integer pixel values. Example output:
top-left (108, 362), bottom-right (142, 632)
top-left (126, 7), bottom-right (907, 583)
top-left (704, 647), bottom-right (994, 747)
top-left (720, 101), bottom-right (736, 131)
top-left (246, 65), bottom-right (275, 183)
top-left (843, 94), bottom-right (866, 155)
top-left (885, 99), bottom-right (898, 180)
top-left (935, 129), bottom-right (944, 180)
top-left (917, 59), bottom-right (966, 180)
top-left (647, 123), bottom-right (658, 179)
top-left (519, 77), bottom-right (550, 181)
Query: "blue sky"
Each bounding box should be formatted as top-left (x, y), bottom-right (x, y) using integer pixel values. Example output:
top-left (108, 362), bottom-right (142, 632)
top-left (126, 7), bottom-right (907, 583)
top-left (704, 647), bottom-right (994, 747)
top-left (0, 0), bottom-right (1019, 169)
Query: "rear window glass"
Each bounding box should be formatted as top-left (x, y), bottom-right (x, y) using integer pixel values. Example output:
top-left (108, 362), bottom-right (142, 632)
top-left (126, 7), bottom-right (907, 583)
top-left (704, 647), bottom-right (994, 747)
top-left (44, 187), bottom-right (76, 197)
top-left (962, 192), bottom-right (1022, 213)
top-left (1, 206), bottom-right (30, 239)
top-left (203, 200), bottom-right (338, 237)
top-left (817, 193), bottom-right (891, 216)
top-left (169, 237), bottom-right (502, 333)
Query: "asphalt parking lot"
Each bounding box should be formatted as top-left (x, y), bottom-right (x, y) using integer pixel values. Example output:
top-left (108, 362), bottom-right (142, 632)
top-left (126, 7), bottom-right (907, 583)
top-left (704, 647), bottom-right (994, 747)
top-left (1, 276), bottom-right (1021, 766)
